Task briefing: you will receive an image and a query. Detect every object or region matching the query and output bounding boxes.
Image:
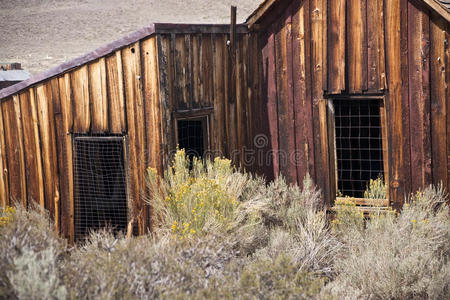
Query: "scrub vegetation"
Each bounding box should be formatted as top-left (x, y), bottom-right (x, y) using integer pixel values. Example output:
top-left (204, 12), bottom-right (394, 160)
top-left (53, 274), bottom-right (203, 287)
top-left (0, 150), bottom-right (449, 299)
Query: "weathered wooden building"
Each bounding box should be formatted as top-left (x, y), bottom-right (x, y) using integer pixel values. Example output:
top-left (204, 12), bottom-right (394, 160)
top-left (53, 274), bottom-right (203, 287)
top-left (0, 24), bottom-right (257, 242)
top-left (0, 0), bottom-right (449, 241)
top-left (247, 0), bottom-right (450, 209)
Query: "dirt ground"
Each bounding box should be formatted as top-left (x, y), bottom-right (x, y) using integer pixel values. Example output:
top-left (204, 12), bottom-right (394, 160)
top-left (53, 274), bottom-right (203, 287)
top-left (0, 0), bottom-right (261, 75)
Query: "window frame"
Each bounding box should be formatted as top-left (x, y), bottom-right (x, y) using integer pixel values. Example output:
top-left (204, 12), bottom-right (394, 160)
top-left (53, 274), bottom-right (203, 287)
top-left (327, 96), bottom-right (389, 206)
top-left (173, 108), bottom-right (212, 159)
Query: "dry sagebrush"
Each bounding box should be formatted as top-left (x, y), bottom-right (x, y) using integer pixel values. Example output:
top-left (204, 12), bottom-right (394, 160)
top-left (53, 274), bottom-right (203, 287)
top-left (0, 204), bottom-right (66, 299)
top-left (328, 184), bottom-right (450, 299)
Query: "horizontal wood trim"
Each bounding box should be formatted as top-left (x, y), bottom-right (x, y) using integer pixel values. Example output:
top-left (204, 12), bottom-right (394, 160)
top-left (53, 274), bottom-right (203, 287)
top-left (335, 197), bottom-right (390, 207)
top-left (173, 107), bottom-right (214, 119)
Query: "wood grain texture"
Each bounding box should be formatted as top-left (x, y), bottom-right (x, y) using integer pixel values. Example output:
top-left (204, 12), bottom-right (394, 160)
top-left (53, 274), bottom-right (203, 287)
top-left (106, 51), bottom-right (126, 133)
top-left (29, 88), bottom-right (45, 209)
top-left (292, 0), bottom-right (315, 185)
top-left (446, 26), bottom-right (450, 193)
top-left (122, 42), bottom-right (147, 234)
top-left (386, 0), bottom-right (408, 208)
top-left (2, 99), bottom-right (22, 205)
top-left (157, 35), bottom-right (173, 168)
top-left (275, 9), bottom-right (297, 183)
top-left (263, 29), bottom-right (279, 178)
top-left (88, 58), bottom-right (108, 133)
top-left (142, 37), bottom-right (163, 174)
top-left (12, 95), bottom-right (27, 207)
top-left (367, 0), bottom-right (386, 91)
top-left (213, 34), bottom-right (226, 155)
top-left (35, 83), bottom-right (57, 217)
top-left (347, 0), bottom-right (367, 93)
top-left (0, 102), bottom-right (8, 206)
top-left (406, 1), bottom-right (432, 191)
top-left (57, 73), bottom-right (74, 241)
top-left (430, 16), bottom-right (447, 187)
top-left (311, 0), bottom-right (331, 206)
top-left (19, 91), bottom-right (43, 206)
top-left (327, 0), bottom-right (346, 94)
top-left (71, 66), bottom-right (90, 133)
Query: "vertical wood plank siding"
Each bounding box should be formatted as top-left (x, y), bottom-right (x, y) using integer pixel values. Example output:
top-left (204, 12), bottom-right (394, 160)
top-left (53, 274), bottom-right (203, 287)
top-left (156, 32), bottom-right (255, 167)
top-left (0, 30), bottom-right (255, 237)
top-left (252, 0), bottom-right (448, 208)
top-left (0, 3), bottom-right (449, 237)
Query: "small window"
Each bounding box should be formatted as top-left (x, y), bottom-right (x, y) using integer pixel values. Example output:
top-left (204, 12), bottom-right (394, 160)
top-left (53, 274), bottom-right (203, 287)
top-left (331, 98), bottom-right (388, 199)
top-left (73, 136), bottom-right (128, 240)
top-left (177, 117), bottom-right (208, 160)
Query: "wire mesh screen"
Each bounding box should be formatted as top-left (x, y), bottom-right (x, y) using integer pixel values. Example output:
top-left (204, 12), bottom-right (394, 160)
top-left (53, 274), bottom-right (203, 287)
top-left (334, 99), bottom-right (384, 198)
top-left (73, 136), bottom-right (128, 240)
top-left (178, 119), bottom-right (205, 158)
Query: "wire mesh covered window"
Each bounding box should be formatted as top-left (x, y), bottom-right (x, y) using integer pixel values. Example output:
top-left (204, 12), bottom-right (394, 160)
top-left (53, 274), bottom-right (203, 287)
top-left (334, 99), bottom-right (384, 198)
top-left (73, 136), bottom-right (128, 240)
top-left (177, 119), bottom-right (206, 159)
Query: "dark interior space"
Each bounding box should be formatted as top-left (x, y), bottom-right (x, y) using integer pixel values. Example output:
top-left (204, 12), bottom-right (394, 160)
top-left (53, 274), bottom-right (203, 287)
top-left (334, 99), bottom-right (384, 198)
top-left (177, 119), bottom-right (205, 159)
top-left (73, 136), bottom-right (127, 240)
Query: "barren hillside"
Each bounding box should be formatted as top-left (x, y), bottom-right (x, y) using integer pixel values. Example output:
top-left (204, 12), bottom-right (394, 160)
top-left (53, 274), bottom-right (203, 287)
top-left (0, 0), bottom-right (260, 75)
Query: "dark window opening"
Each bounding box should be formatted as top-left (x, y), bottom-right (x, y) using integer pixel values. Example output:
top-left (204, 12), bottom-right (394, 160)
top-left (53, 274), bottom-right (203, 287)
top-left (177, 119), bottom-right (206, 160)
top-left (334, 99), bottom-right (384, 198)
top-left (73, 136), bottom-right (128, 240)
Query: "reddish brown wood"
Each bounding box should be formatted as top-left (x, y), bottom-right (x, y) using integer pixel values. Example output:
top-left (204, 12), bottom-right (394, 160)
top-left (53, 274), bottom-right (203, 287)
top-left (265, 29), bottom-right (280, 178)
top-left (367, 0), bottom-right (385, 91)
top-left (275, 6), bottom-right (297, 183)
top-left (292, 0), bottom-right (315, 186)
top-left (408, 2), bottom-right (432, 190)
top-left (327, 0), bottom-right (346, 94)
top-left (2, 99), bottom-right (23, 205)
top-left (430, 16), bottom-right (448, 188)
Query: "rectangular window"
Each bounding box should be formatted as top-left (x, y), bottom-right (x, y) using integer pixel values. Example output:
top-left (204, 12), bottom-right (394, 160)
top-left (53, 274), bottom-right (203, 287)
top-left (177, 117), bottom-right (209, 159)
top-left (332, 98), bottom-right (387, 199)
top-left (73, 136), bottom-right (128, 240)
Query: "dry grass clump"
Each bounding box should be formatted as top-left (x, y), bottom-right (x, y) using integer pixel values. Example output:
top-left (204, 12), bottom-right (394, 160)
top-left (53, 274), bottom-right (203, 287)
top-left (63, 230), bottom-right (241, 299)
top-left (328, 184), bottom-right (450, 299)
top-left (0, 204), bottom-right (66, 299)
top-left (1, 150), bottom-right (449, 299)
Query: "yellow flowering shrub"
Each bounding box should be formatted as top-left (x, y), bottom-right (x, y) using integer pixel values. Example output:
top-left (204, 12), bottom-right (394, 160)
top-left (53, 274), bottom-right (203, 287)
top-left (0, 206), bottom-right (15, 227)
top-left (146, 149), bottom-right (244, 238)
top-left (364, 175), bottom-right (387, 200)
top-left (332, 198), bottom-right (364, 232)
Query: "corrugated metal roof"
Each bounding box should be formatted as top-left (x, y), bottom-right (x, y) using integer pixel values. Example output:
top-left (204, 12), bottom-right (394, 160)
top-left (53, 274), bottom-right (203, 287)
top-left (0, 70), bottom-right (30, 82)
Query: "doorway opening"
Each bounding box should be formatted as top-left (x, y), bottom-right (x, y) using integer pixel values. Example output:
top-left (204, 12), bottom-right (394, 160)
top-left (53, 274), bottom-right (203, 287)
top-left (73, 135), bottom-right (128, 240)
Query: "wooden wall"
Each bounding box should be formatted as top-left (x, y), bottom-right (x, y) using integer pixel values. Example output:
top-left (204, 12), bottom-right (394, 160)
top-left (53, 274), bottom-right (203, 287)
top-left (0, 36), bottom-right (162, 241)
top-left (0, 27), bottom-right (257, 241)
top-left (156, 32), bottom-right (258, 167)
top-left (253, 0), bottom-right (449, 208)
